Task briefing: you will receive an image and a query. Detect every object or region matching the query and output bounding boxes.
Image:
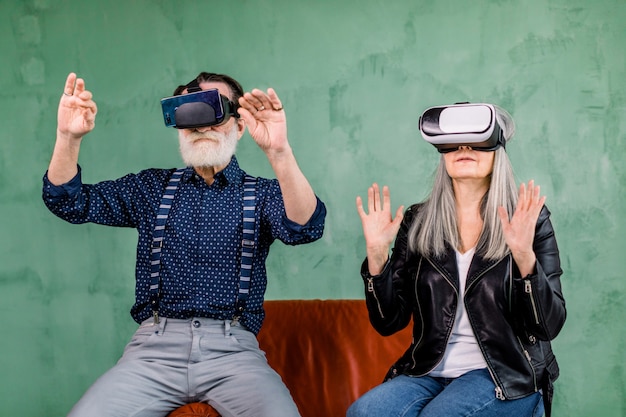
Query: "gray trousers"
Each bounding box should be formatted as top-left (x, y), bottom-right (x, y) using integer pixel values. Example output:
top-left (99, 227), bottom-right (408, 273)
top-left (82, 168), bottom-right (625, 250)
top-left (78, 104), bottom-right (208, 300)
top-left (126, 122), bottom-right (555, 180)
top-left (68, 317), bottom-right (301, 417)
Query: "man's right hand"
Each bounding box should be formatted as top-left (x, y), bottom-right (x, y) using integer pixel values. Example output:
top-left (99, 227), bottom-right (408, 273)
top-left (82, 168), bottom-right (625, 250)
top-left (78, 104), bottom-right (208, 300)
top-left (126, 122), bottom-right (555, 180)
top-left (47, 73), bottom-right (98, 185)
top-left (58, 72), bottom-right (98, 140)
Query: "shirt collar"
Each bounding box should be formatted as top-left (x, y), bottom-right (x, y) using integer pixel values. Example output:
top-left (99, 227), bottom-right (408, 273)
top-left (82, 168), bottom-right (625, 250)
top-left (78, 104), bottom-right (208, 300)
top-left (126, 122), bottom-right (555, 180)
top-left (181, 156), bottom-right (245, 187)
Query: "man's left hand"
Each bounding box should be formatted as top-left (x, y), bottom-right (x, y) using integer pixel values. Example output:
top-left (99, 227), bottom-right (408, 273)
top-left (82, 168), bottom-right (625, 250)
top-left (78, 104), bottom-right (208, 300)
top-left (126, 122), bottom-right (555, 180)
top-left (237, 88), bottom-right (288, 154)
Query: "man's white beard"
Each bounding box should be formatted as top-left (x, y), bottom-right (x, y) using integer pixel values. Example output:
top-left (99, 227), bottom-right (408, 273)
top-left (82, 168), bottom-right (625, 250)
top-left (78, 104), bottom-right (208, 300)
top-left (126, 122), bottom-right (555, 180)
top-left (178, 124), bottom-right (239, 168)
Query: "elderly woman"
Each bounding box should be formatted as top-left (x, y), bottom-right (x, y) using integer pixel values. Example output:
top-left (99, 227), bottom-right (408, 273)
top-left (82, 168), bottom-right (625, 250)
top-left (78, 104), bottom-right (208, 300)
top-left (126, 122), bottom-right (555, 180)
top-left (349, 103), bottom-right (565, 417)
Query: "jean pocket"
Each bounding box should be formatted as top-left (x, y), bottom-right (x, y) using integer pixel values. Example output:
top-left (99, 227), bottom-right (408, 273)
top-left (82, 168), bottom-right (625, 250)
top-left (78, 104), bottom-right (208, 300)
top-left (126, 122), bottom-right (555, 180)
top-left (124, 324), bottom-right (159, 353)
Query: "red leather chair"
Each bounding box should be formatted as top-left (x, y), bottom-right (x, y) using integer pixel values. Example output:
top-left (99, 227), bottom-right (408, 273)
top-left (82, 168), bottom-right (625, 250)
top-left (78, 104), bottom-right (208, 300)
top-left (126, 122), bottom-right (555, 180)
top-left (168, 299), bottom-right (412, 417)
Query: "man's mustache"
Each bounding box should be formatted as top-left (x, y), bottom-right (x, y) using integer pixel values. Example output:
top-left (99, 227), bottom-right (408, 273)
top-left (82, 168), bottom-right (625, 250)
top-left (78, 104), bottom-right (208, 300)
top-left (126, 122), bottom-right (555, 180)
top-left (185, 131), bottom-right (223, 142)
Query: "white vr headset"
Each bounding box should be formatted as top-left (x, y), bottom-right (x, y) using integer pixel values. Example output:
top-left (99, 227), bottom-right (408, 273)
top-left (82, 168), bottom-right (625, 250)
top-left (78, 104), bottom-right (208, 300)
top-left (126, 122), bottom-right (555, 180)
top-left (419, 103), bottom-right (515, 153)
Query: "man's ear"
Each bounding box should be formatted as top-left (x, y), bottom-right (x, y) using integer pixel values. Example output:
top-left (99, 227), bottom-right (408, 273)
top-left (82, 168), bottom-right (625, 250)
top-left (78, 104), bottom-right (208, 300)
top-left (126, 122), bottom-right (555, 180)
top-left (236, 117), bottom-right (246, 139)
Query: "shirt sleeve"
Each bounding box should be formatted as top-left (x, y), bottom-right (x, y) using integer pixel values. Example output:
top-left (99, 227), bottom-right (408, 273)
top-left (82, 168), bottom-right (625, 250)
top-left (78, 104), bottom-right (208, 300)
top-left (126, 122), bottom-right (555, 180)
top-left (42, 166), bottom-right (83, 200)
top-left (281, 196), bottom-right (326, 233)
top-left (41, 166), bottom-right (163, 227)
top-left (260, 179), bottom-right (326, 245)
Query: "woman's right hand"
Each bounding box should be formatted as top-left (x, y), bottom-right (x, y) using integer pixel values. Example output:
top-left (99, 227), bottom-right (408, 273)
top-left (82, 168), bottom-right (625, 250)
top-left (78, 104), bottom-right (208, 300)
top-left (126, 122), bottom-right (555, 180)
top-left (57, 72), bottom-right (98, 140)
top-left (356, 183), bottom-right (404, 275)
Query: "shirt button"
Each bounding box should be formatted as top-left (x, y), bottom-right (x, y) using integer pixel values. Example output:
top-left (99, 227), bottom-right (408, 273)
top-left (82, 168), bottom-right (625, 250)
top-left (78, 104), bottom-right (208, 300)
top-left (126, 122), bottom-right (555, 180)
top-left (192, 320), bottom-right (201, 328)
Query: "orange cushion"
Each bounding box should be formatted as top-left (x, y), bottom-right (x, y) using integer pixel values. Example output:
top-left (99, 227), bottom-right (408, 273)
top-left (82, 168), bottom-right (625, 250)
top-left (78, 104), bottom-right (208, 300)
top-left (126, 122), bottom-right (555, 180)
top-left (258, 299), bottom-right (411, 417)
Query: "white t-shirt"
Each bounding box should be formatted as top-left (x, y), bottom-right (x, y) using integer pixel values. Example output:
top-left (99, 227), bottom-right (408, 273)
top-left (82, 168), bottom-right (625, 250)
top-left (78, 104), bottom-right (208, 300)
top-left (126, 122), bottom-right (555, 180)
top-left (429, 247), bottom-right (488, 378)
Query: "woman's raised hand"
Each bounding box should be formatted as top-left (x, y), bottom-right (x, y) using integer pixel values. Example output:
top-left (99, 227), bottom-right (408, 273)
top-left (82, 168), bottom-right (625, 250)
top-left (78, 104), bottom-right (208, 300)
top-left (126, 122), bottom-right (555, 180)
top-left (498, 180), bottom-right (546, 276)
top-left (356, 183), bottom-right (404, 275)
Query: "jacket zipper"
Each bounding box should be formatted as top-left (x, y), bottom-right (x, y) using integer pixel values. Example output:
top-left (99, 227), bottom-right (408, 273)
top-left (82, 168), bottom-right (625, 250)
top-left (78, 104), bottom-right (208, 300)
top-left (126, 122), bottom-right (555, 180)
top-left (464, 259), bottom-right (506, 400)
top-left (367, 278), bottom-right (385, 319)
top-left (495, 387), bottom-right (505, 400)
top-left (405, 255), bottom-right (510, 403)
top-left (408, 259), bottom-right (425, 369)
top-left (524, 280), bottom-right (540, 325)
top-left (420, 258), bottom-right (458, 371)
top-left (484, 359), bottom-right (506, 400)
top-left (516, 336), bottom-right (538, 392)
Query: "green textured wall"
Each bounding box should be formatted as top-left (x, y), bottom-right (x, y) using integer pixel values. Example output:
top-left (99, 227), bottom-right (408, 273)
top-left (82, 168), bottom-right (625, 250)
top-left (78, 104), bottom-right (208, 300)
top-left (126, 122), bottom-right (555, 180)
top-left (1, 0), bottom-right (624, 415)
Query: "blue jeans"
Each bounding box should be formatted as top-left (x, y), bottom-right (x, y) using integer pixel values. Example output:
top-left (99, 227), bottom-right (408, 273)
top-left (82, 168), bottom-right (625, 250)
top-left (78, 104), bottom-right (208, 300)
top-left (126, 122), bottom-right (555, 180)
top-left (347, 368), bottom-right (544, 417)
top-left (68, 317), bottom-right (300, 417)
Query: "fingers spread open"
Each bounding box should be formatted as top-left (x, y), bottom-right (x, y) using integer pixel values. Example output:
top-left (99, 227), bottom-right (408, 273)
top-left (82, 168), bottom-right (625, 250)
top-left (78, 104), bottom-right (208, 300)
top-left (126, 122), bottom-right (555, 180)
top-left (372, 183), bottom-right (381, 212)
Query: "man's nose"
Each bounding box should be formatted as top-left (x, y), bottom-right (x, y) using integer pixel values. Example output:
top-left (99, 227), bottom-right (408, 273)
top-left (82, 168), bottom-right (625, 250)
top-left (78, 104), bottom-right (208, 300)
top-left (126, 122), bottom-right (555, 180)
top-left (194, 126), bottom-right (214, 133)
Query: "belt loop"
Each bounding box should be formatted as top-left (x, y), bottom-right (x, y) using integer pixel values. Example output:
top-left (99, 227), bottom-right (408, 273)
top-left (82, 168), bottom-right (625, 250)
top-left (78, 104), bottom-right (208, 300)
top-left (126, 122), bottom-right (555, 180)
top-left (224, 320), bottom-right (231, 338)
top-left (156, 317), bottom-right (167, 336)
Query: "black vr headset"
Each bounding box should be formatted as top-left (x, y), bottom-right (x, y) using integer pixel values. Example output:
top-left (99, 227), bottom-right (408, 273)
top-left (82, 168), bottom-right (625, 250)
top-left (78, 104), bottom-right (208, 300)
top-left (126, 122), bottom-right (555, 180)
top-left (419, 103), bottom-right (515, 153)
top-left (160, 80), bottom-right (239, 129)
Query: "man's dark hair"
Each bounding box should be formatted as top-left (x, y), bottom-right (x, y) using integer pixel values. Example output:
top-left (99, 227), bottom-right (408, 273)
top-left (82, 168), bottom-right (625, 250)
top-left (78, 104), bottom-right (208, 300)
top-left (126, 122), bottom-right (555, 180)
top-left (173, 72), bottom-right (244, 104)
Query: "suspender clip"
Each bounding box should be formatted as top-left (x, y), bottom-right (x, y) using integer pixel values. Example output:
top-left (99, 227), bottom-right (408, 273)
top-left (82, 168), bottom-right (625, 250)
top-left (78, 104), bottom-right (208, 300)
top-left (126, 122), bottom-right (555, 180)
top-left (232, 304), bottom-right (245, 324)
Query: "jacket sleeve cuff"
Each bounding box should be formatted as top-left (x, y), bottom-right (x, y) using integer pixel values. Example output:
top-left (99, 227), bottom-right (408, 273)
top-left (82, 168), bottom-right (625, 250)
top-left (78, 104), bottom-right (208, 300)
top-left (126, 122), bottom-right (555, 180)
top-left (360, 256), bottom-right (391, 281)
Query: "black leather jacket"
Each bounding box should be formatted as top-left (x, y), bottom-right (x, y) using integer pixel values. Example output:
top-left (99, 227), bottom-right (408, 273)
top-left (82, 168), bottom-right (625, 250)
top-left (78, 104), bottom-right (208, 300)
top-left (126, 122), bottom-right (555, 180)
top-left (361, 204), bottom-right (565, 415)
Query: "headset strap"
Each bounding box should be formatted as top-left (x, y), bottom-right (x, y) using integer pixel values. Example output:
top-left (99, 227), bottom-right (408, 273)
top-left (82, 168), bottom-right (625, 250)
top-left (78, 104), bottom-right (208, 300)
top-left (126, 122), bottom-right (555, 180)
top-left (185, 79), bottom-right (201, 93)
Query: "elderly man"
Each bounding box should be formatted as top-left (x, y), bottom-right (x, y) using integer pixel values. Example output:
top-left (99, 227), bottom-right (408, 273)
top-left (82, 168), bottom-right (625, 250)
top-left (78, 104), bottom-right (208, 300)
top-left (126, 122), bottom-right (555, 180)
top-left (42, 72), bottom-right (326, 417)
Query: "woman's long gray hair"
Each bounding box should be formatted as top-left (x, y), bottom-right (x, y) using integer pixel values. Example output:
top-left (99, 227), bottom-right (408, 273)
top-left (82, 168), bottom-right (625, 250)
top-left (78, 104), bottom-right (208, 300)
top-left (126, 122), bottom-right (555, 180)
top-left (407, 148), bottom-right (518, 260)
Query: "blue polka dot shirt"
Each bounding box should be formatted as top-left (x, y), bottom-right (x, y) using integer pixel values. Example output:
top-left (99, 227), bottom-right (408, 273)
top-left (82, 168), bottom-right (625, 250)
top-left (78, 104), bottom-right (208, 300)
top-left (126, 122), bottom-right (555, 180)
top-left (42, 157), bottom-right (326, 334)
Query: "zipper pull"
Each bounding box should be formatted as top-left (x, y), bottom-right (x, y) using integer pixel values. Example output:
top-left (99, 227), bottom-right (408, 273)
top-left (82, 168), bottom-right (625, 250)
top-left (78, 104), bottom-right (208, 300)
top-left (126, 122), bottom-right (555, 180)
top-left (495, 386), bottom-right (505, 400)
top-left (524, 279), bottom-right (541, 325)
top-left (366, 277), bottom-right (386, 319)
top-left (524, 349), bottom-right (532, 363)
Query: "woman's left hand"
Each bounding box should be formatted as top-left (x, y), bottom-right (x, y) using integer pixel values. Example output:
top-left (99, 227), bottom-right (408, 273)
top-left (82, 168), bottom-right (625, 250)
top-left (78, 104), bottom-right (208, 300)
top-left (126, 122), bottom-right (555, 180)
top-left (237, 88), bottom-right (288, 154)
top-left (498, 180), bottom-right (546, 276)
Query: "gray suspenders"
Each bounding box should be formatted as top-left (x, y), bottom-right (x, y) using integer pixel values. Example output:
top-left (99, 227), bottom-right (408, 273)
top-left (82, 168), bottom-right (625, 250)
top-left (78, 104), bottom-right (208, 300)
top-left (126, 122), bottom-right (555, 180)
top-left (149, 168), bottom-right (257, 324)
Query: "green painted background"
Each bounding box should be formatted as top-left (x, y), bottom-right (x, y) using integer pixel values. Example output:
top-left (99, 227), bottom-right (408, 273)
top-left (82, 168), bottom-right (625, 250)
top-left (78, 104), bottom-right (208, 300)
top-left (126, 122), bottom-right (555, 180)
top-left (1, 0), bottom-right (624, 415)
